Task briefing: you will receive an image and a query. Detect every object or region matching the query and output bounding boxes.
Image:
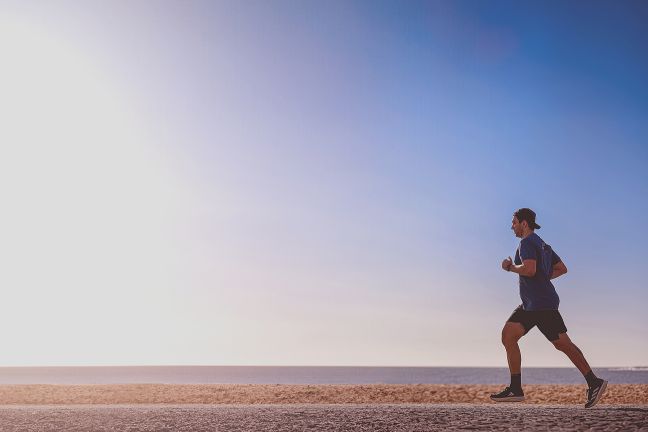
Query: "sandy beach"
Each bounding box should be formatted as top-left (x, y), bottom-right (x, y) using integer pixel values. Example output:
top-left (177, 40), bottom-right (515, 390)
top-left (0, 384), bottom-right (646, 405)
top-left (0, 385), bottom-right (646, 431)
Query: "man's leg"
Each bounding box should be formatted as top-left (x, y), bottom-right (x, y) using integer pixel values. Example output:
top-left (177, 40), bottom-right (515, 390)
top-left (490, 321), bottom-right (526, 401)
top-left (551, 333), bottom-right (591, 375)
top-left (551, 332), bottom-right (608, 408)
top-left (502, 322), bottom-right (526, 375)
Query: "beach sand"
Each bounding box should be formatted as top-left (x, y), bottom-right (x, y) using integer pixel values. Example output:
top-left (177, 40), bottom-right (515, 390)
top-left (1, 386), bottom-right (646, 431)
top-left (0, 384), bottom-right (646, 405)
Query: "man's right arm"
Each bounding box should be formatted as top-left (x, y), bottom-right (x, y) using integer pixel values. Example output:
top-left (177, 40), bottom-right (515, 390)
top-left (550, 261), bottom-right (568, 279)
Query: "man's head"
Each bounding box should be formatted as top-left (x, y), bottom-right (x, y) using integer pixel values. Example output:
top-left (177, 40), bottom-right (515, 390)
top-left (512, 208), bottom-right (541, 238)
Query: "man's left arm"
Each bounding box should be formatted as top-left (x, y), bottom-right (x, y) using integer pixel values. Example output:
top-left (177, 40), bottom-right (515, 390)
top-left (550, 261), bottom-right (568, 279)
top-left (549, 248), bottom-right (567, 279)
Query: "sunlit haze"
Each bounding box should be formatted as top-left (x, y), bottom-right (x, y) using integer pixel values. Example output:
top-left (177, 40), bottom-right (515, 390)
top-left (0, 1), bottom-right (646, 367)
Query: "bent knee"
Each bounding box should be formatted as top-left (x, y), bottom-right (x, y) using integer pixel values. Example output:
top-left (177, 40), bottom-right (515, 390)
top-left (551, 333), bottom-right (572, 351)
top-left (502, 334), bottom-right (521, 346)
top-left (552, 340), bottom-right (570, 351)
top-left (501, 323), bottom-right (525, 345)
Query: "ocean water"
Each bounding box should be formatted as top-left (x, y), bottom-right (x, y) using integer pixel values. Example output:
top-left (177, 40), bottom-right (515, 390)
top-left (0, 366), bottom-right (646, 385)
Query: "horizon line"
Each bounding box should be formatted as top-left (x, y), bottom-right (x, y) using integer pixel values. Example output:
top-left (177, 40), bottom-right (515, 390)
top-left (0, 364), bottom-right (645, 369)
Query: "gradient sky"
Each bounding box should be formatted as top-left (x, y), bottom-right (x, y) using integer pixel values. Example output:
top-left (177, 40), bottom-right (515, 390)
top-left (1, 0), bottom-right (646, 367)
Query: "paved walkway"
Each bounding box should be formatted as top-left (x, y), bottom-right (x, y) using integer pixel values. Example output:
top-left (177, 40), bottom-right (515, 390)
top-left (0, 404), bottom-right (646, 431)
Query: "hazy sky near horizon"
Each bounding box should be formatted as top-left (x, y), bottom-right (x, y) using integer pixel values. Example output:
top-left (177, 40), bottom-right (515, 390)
top-left (1, 0), bottom-right (646, 367)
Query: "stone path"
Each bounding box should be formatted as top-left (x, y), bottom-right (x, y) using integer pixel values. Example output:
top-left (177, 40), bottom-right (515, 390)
top-left (0, 404), bottom-right (646, 431)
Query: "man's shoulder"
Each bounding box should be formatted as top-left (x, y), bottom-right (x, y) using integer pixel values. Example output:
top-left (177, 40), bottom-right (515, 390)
top-left (522, 233), bottom-right (544, 245)
top-left (519, 233), bottom-right (543, 257)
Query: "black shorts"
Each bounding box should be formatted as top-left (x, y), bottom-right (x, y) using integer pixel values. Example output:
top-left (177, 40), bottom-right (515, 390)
top-left (507, 306), bottom-right (567, 342)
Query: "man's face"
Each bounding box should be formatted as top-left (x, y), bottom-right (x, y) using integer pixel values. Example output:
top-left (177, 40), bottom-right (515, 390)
top-left (511, 216), bottom-right (525, 238)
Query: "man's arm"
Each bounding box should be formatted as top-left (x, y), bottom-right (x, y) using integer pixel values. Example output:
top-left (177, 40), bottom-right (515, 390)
top-left (508, 258), bottom-right (536, 277)
top-left (550, 261), bottom-right (568, 279)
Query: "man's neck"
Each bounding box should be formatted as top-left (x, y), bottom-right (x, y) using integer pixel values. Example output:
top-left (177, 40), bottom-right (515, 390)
top-left (522, 229), bottom-right (534, 239)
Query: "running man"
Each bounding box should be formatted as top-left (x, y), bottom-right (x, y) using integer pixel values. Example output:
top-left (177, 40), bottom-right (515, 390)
top-left (490, 208), bottom-right (607, 408)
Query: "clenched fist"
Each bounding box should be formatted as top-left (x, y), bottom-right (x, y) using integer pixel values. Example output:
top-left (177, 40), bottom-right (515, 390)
top-left (501, 257), bottom-right (513, 271)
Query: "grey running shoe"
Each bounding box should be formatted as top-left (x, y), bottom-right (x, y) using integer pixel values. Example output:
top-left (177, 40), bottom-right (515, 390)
top-left (490, 386), bottom-right (525, 402)
top-left (585, 379), bottom-right (608, 408)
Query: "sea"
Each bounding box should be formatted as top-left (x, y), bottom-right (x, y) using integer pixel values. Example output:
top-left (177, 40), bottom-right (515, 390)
top-left (0, 366), bottom-right (646, 385)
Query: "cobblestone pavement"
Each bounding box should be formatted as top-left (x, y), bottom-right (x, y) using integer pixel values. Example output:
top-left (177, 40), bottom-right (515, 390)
top-left (0, 404), bottom-right (646, 431)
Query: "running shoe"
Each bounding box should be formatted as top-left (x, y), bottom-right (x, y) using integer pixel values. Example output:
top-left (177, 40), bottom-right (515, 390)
top-left (490, 386), bottom-right (525, 402)
top-left (585, 379), bottom-right (608, 408)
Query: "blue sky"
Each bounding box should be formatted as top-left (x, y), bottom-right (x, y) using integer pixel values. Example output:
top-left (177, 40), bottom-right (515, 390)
top-left (0, 0), bottom-right (646, 367)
